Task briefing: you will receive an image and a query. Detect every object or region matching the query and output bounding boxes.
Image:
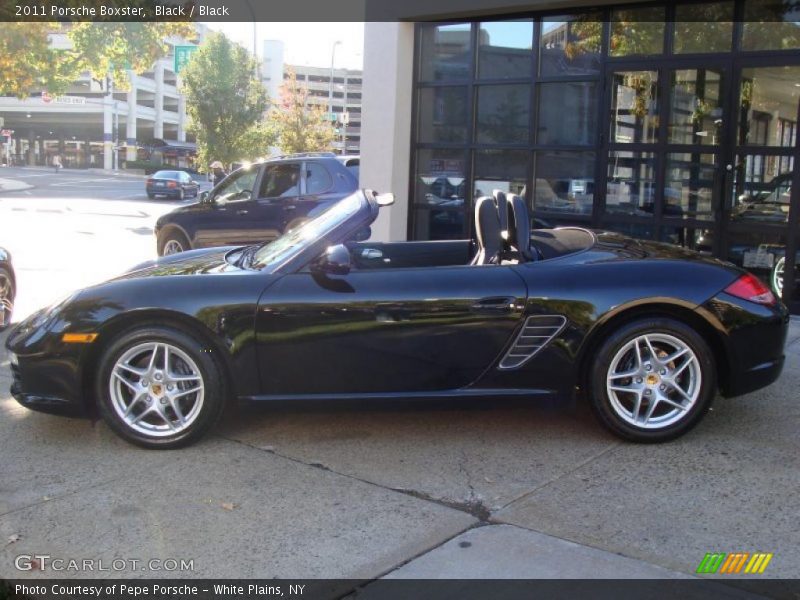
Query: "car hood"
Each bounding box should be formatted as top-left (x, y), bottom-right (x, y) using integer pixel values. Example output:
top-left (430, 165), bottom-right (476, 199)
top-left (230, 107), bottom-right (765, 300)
top-left (115, 246), bottom-right (243, 280)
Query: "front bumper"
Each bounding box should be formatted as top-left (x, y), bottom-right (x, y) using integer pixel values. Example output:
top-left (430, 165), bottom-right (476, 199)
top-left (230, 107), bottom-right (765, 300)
top-left (701, 292), bottom-right (790, 397)
top-left (6, 325), bottom-right (90, 417)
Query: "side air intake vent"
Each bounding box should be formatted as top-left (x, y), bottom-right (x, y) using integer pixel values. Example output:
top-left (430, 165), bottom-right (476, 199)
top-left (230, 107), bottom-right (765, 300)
top-left (498, 315), bottom-right (567, 370)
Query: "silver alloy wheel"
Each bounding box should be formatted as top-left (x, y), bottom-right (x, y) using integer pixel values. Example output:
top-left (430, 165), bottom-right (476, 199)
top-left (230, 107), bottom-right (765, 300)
top-left (772, 257), bottom-right (785, 297)
top-left (109, 342), bottom-right (204, 437)
top-left (606, 333), bottom-right (701, 429)
top-left (163, 239), bottom-right (185, 255)
top-left (0, 272), bottom-right (12, 328)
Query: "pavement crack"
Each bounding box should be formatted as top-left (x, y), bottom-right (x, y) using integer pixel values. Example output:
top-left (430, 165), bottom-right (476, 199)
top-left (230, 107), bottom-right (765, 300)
top-left (218, 434), bottom-right (490, 521)
top-left (495, 441), bottom-right (623, 513)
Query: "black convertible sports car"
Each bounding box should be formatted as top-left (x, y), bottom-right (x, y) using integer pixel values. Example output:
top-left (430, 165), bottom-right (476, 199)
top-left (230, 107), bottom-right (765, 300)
top-left (5, 190), bottom-right (789, 448)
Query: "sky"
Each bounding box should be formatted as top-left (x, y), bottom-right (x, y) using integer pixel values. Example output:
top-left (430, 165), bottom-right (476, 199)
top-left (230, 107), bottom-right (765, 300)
top-left (204, 22), bottom-right (365, 70)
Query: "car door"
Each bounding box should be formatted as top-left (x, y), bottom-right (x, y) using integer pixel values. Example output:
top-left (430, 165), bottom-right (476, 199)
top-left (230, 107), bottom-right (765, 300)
top-left (255, 263), bottom-right (529, 395)
top-left (192, 166), bottom-right (260, 248)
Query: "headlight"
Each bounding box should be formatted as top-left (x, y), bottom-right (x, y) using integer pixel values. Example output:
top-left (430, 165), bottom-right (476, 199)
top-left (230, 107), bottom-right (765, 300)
top-left (26, 292), bottom-right (77, 330)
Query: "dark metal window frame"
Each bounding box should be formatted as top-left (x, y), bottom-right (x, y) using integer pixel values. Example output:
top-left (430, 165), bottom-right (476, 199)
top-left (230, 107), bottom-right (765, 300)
top-left (409, 1), bottom-right (800, 310)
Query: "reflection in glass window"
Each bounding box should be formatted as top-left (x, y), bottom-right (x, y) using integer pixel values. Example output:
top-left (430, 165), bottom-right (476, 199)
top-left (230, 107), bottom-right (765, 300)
top-left (537, 81), bottom-right (598, 145)
top-left (533, 151), bottom-right (595, 215)
top-left (731, 154), bottom-right (794, 225)
top-left (473, 149), bottom-right (527, 202)
top-left (606, 151), bottom-right (657, 216)
top-left (665, 153), bottom-right (717, 220)
top-left (669, 69), bottom-right (725, 146)
top-left (598, 221), bottom-right (657, 241)
top-left (610, 71), bottom-right (660, 144)
top-left (742, 1), bottom-right (800, 51)
top-left (478, 21), bottom-right (533, 80)
top-left (475, 85), bottom-right (531, 144)
top-left (674, 2), bottom-right (733, 54)
top-left (738, 66), bottom-right (800, 147)
top-left (418, 87), bottom-right (469, 143)
top-left (610, 6), bottom-right (665, 56)
top-left (539, 14), bottom-right (601, 77)
top-left (725, 230), bottom-right (789, 300)
top-left (413, 149), bottom-right (467, 240)
top-left (419, 23), bottom-right (472, 81)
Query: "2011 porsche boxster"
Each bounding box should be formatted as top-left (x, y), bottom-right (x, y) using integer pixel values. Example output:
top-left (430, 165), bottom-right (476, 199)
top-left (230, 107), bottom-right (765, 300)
top-left (5, 190), bottom-right (789, 448)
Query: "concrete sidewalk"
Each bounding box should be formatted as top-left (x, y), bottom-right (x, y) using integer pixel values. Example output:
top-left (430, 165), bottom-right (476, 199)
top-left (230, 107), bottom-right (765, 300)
top-left (0, 321), bottom-right (798, 582)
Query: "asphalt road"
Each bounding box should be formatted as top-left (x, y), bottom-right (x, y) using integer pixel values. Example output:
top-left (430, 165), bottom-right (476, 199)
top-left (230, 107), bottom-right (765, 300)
top-left (0, 167), bottom-right (799, 586)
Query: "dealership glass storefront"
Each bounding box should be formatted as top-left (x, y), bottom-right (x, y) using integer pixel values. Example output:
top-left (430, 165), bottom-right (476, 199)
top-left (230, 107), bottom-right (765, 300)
top-left (410, 1), bottom-right (800, 312)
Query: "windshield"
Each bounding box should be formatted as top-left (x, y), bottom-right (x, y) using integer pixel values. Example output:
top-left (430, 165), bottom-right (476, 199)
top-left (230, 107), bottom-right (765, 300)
top-left (249, 192), bottom-right (364, 269)
top-left (153, 171), bottom-right (180, 179)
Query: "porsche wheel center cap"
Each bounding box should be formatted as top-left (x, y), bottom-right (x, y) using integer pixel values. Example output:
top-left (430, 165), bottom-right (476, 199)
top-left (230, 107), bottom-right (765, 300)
top-left (151, 384), bottom-right (163, 396)
top-left (645, 373), bottom-right (660, 386)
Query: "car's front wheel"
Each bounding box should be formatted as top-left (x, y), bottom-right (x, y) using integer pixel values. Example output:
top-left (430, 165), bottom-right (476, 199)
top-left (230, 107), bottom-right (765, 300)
top-left (0, 266), bottom-right (14, 330)
top-left (96, 326), bottom-right (225, 448)
top-left (589, 317), bottom-right (715, 442)
top-left (158, 230), bottom-right (190, 256)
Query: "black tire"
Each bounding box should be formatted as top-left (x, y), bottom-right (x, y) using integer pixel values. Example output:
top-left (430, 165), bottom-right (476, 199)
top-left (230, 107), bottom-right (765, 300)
top-left (589, 317), bottom-right (716, 443)
top-left (95, 326), bottom-right (226, 449)
top-left (0, 266), bottom-right (15, 330)
top-left (147, 193), bottom-right (155, 199)
top-left (157, 229), bottom-right (191, 256)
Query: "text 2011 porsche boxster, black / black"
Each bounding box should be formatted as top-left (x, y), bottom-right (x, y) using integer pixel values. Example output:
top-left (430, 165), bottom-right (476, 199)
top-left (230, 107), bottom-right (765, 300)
top-left (6, 190), bottom-right (789, 448)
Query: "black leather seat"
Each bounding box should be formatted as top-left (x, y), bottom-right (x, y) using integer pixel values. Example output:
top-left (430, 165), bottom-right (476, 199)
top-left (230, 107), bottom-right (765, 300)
top-left (470, 196), bottom-right (503, 266)
top-left (505, 193), bottom-right (539, 262)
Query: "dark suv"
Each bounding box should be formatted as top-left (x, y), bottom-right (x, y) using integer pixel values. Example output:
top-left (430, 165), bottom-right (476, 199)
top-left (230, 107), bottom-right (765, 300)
top-left (154, 153), bottom-right (359, 256)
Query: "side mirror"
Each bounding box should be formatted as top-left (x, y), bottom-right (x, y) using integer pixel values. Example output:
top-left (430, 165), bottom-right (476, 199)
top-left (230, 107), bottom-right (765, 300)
top-left (312, 244), bottom-right (351, 276)
top-left (353, 226), bottom-right (371, 242)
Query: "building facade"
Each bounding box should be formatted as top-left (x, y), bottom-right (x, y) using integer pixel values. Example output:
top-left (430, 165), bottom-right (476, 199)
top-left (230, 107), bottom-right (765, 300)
top-left (263, 40), bottom-right (363, 154)
top-left (0, 26), bottom-right (205, 171)
top-left (361, 2), bottom-right (800, 313)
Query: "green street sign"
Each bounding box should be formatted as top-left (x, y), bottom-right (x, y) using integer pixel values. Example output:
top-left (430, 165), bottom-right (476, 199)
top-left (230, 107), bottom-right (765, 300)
top-left (174, 45), bottom-right (198, 74)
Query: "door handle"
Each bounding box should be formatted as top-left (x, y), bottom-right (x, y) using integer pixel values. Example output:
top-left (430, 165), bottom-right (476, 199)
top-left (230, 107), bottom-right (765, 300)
top-left (471, 296), bottom-right (517, 314)
top-left (283, 205), bottom-right (296, 211)
top-left (236, 209), bottom-right (249, 215)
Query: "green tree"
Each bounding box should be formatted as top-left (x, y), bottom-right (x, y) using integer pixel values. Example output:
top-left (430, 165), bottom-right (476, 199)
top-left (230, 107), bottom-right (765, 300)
top-left (180, 32), bottom-right (268, 169)
top-left (0, 21), bottom-right (195, 98)
top-left (269, 69), bottom-right (335, 154)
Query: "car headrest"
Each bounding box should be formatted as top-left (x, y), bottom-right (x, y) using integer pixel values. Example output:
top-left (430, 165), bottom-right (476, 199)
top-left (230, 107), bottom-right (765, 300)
top-left (472, 196), bottom-right (502, 265)
top-left (492, 189), bottom-right (508, 233)
top-left (507, 193), bottom-right (535, 261)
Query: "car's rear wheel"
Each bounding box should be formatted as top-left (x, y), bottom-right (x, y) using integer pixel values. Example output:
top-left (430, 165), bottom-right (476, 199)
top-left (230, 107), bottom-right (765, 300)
top-left (147, 193), bottom-right (155, 199)
top-left (0, 266), bottom-right (14, 330)
top-left (589, 317), bottom-right (715, 442)
top-left (158, 230), bottom-right (190, 256)
top-left (96, 326), bottom-right (225, 448)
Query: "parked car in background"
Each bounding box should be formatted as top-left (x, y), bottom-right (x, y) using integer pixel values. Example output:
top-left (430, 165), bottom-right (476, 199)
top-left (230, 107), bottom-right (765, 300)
top-left (146, 170), bottom-right (200, 200)
top-left (0, 247), bottom-right (15, 330)
top-left (154, 153), bottom-right (359, 256)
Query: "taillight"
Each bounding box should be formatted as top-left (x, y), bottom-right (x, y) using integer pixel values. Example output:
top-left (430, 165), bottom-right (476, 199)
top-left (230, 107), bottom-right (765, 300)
top-left (146, 179), bottom-right (154, 185)
top-left (724, 273), bottom-right (776, 306)
top-left (167, 181), bottom-right (177, 188)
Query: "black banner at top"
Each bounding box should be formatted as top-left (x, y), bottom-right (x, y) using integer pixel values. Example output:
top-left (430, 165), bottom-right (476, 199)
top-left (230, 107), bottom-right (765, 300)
top-left (2, 0), bottom-right (800, 22)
